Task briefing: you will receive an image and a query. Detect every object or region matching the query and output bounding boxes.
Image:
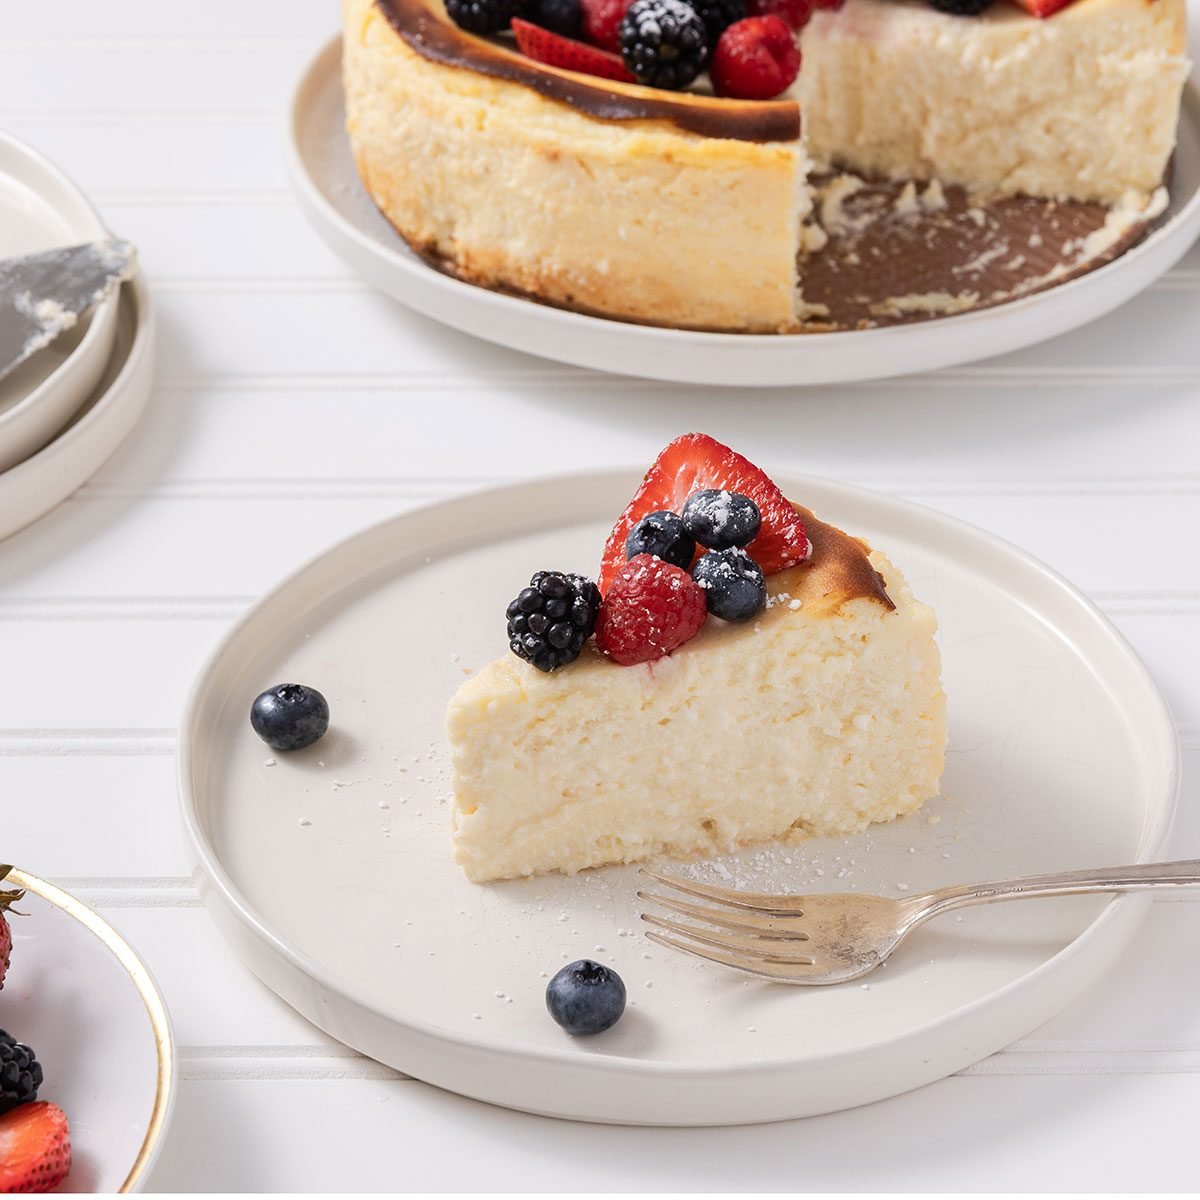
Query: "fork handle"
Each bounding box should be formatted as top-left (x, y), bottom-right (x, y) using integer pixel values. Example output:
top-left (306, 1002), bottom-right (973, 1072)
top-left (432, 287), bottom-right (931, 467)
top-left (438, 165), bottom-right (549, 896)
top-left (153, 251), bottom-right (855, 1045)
top-left (910, 859), bottom-right (1200, 921)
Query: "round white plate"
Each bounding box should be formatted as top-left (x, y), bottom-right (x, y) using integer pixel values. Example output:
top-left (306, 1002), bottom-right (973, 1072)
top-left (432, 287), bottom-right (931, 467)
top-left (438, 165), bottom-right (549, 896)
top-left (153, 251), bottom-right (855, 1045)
top-left (0, 132), bottom-right (121, 474)
top-left (0, 273), bottom-right (154, 544)
top-left (179, 473), bottom-right (1178, 1125)
top-left (288, 40), bottom-right (1200, 387)
top-left (0, 869), bottom-right (175, 1191)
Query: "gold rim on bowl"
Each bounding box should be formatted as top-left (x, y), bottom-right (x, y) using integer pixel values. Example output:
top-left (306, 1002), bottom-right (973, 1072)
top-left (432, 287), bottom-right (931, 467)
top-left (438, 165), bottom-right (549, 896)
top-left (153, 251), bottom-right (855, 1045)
top-left (4, 867), bottom-right (175, 1192)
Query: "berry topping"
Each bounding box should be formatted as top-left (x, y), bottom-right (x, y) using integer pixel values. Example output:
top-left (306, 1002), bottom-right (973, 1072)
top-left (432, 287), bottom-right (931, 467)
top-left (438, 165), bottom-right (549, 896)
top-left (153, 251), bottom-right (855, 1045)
top-left (625, 510), bottom-right (696, 569)
top-left (681, 489), bottom-right (761, 551)
top-left (619, 0), bottom-right (710, 90)
top-left (527, 0), bottom-right (585, 35)
top-left (507, 571), bottom-right (601, 672)
top-left (250, 684), bottom-right (330, 753)
top-left (747, 0), bottom-right (813, 30)
top-left (692, 548), bottom-right (767, 622)
top-left (928, 0), bottom-right (992, 11)
top-left (810, 0), bottom-right (845, 8)
top-left (0, 1033), bottom-right (43, 1115)
top-left (1005, 0), bottom-right (1068, 13)
top-left (545, 960), bottom-right (627, 1035)
top-left (598, 434), bottom-right (810, 594)
top-left (690, 0), bottom-right (747, 41)
top-left (595, 554), bottom-right (707, 666)
top-left (0, 869), bottom-right (23, 993)
top-left (445, 0), bottom-right (529, 33)
top-left (580, 0), bottom-right (632, 51)
top-left (512, 17), bottom-right (636, 79)
top-left (0, 1102), bottom-right (71, 1194)
top-left (710, 15), bottom-right (799, 99)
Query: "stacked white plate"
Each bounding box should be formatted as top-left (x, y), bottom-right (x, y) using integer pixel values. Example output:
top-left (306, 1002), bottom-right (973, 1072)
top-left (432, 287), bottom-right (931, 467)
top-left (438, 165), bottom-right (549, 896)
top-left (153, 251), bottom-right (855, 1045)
top-left (0, 132), bottom-right (154, 542)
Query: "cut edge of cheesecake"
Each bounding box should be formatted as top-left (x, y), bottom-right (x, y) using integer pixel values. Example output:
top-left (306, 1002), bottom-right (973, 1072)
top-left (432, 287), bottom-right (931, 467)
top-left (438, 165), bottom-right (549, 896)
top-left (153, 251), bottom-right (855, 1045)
top-left (447, 507), bottom-right (948, 884)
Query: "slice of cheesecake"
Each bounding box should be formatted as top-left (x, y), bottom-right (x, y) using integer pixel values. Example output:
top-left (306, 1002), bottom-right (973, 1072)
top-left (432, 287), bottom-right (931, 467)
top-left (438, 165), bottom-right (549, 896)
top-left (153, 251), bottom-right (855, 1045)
top-left (448, 508), bottom-right (947, 883)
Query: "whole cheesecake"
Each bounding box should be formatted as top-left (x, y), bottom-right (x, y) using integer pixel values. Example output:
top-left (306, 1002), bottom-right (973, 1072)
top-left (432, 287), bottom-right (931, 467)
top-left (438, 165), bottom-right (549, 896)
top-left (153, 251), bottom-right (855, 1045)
top-left (342, 0), bottom-right (1188, 332)
top-left (446, 436), bottom-right (948, 883)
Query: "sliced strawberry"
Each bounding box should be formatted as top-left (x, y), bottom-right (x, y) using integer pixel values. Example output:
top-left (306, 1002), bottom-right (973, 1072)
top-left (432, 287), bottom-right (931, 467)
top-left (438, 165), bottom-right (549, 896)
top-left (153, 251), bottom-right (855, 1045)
top-left (0, 1103), bottom-right (72, 1194)
top-left (1007, 0), bottom-right (1075, 15)
top-left (511, 17), bottom-right (636, 81)
top-left (595, 555), bottom-right (708, 665)
top-left (598, 434), bottom-right (811, 594)
top-left (580, 0), bottom-right (632, 52)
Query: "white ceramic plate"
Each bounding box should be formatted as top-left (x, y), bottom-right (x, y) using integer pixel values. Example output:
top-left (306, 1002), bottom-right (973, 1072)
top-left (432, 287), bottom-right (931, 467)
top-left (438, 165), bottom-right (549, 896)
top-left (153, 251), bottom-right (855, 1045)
top-left (288, 40), bottom-right (1200, 387)
top-left (0, 274), bottom-right (154, 544)
top-left (179, 473), bottom-right (1178, 1125)
top-left (0, 132), bottom-right (121, 474)
top-left (0, 869), bottom-right (175, 1191)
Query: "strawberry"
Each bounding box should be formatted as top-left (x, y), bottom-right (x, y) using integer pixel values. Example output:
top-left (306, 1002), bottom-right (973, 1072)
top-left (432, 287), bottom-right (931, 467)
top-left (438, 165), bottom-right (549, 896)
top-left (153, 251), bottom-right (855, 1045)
top-left (747, 0), bottom-right (813, 29)
top-left (580, 0), bottom-right (631, 52)
top-left (1007, 0), bottom-right (1074, 15)
top-left (598, 434), bottom-right (810, 594)
top-left (0, 867), bottom-right (25, 992)
top-left (595, 555), bottom-right (708, 665)
top-left (710, 15), bottom-right (800, 100)
top-left (511, 17), bottom-right (635, 80)
top-left (0, 1103), bottom-right (72, 1194)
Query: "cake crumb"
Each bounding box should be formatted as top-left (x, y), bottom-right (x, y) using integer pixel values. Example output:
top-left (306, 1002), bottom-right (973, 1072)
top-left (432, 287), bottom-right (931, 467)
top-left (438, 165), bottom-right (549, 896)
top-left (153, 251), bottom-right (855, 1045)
top-left (263, 758), bottom-right (276, 767)
top-left (298, 817), bottom-right (311, 827)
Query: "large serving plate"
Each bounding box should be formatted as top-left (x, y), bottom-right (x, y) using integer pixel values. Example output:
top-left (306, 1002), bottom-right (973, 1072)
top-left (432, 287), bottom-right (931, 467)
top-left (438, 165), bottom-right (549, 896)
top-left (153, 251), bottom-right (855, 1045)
top-left (289, 39), bottom-right (1200, 386)
top-left (0, 869), bottom-right (175, 1191)
top-left (178, 472), bottom-right (1178, 1125)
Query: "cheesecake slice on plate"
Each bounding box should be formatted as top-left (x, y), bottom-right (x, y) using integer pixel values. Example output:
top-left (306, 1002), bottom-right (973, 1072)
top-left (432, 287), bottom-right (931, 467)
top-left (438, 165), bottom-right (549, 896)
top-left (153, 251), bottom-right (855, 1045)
top-left (448, 436), bottom-right (947, 882)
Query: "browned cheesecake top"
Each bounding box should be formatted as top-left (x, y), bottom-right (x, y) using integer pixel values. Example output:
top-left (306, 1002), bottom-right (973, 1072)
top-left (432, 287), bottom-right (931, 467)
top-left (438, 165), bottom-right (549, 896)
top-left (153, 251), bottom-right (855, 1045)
top-left (774, 506), bottom-right (896, 615)
top-left (374, 0), bottom-right (802, 142)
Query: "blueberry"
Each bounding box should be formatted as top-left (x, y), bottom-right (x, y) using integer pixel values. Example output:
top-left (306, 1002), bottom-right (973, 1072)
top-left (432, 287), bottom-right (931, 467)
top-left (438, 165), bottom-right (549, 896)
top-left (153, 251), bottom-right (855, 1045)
top-left (692, 548), bottom-right (766, 622)
top-left (250, 683), bottom-right (330, 752)
top-left (528, 0), bottom-right (584, 36)
top-left (545, 960), bottom-right (627, 1036)
top-left (625, 510), bottom-right (695, 569)
top-left (681, 490), bottom-right (761, 551)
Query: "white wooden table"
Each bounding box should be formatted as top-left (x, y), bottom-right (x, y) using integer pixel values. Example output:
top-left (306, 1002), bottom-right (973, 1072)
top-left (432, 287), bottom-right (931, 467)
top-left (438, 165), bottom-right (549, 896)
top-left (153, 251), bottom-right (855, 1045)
top-left (3, 1), bottom-right (1200, 1188)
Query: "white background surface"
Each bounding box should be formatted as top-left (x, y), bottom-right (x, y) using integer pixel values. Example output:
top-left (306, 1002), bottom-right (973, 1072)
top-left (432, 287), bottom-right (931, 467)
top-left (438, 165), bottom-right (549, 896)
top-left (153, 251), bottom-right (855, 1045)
top-left (2, 0), bottom-right (1200, 1189)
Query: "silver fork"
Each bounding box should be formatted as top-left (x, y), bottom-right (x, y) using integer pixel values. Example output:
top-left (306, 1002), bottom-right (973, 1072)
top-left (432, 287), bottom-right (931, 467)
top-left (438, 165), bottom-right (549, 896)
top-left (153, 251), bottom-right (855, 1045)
top-left (638, 860), bottom-right (1200, 985)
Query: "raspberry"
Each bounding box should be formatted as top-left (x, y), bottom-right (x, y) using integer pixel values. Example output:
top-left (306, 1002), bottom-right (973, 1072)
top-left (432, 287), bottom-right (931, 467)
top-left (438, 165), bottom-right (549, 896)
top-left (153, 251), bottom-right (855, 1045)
top-left (595, 554), bottom-right (708, 666)
top-left (710, 15), bottom-right (800, 100)
top-left (747, 0), bottom-right (813, 30)
top-left (580, 0), bottom-right (631, 51)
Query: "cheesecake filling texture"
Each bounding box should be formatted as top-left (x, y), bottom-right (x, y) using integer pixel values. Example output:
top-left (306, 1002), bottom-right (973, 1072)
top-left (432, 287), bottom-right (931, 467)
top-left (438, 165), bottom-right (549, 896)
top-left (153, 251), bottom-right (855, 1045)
top-left (448, 514), bottom-right (947, 883)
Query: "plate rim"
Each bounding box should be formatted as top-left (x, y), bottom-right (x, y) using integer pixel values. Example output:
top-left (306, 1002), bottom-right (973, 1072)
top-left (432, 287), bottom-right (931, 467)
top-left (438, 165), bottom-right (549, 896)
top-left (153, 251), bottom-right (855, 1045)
top-left (176, 471), bottom-right (1181, 1107)
top-left (287, 37), bottom-right (1200, 380)
top-left (5, 867), bottom-right (177, 1191)
top-left (0, 273), bottom-right (155, 544)
top-left (0, 130), bottom-right (121, 463)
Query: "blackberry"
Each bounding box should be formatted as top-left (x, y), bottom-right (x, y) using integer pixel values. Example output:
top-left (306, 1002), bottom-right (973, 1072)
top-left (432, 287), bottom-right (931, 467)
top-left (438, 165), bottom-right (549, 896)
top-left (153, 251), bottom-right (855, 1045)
top-left (445, 0), bottom-right (528, 33)
top-left (927, 0), bottom-right (992, 14)
top-left (690, 0), bottom-right (744, 41)
top-left (527, 0), bottom-right (584, 35)
top-left (625, 510), bottom-right (695, 569)
top-left (506, 571), bottom-right (601, 673)
top-left (0, 1032), bottom-right (43, 1114)
top-left (619, 0), bottom-right (709, 89)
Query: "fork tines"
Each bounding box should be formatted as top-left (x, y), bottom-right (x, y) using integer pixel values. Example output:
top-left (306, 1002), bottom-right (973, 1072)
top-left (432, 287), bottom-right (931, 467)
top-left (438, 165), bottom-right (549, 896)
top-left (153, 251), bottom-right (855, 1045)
top-left (637, 869), bottom-right (828, 983)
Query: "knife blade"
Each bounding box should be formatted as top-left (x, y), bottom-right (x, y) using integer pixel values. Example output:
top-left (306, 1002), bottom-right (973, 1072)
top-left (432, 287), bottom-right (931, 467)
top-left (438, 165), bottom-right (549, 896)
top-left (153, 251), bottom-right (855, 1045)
top-left (0, 238), bottom-right (137, 383)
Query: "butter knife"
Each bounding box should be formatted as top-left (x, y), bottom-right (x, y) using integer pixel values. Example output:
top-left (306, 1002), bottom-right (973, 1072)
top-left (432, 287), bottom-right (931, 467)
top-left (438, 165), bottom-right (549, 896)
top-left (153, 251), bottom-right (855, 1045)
top-left (0, 239), bottom-right (137, 383)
